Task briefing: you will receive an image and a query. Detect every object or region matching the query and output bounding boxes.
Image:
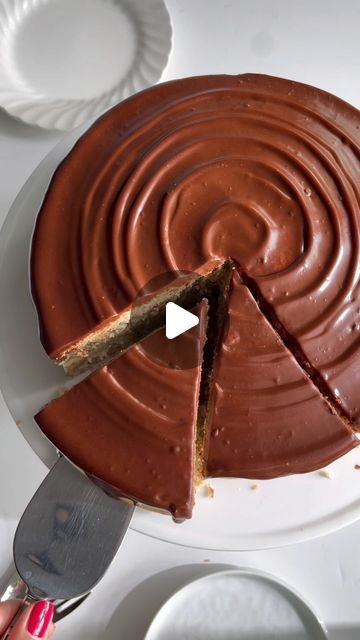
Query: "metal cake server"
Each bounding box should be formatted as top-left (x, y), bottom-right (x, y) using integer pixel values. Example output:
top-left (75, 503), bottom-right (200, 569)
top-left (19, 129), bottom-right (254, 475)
top-left (0, 456), bottom-right (134, 638)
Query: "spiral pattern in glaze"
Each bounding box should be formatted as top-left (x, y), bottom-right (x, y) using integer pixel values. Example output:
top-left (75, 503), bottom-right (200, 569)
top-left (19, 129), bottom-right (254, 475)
top-left (32, 74), bottom-right (360, 489)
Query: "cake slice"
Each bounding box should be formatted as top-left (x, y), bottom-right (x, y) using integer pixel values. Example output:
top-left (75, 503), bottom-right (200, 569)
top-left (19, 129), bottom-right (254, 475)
top-left (35, 303), bottom-right (208, 520)
top-left (205, 272), bottom-right (357, 479)
top-left (31, 249), bottom-right (232, 377)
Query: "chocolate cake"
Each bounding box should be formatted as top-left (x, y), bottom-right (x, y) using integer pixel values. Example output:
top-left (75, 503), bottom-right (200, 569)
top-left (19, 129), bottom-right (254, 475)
top-left (31, 74), bottom-right (360, 518)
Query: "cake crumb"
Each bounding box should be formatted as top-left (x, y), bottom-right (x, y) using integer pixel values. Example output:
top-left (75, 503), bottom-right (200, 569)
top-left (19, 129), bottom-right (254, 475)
top-left (319, 469), bottom-right (334, 480)
top-left (206, 484), bottom-right (215, 498)
top-left (354, 464), bottom-right (360, 470)
top-left (15, 420), bottom-right (22, 427)
top-left (250, 483), bottom-right (260, 491)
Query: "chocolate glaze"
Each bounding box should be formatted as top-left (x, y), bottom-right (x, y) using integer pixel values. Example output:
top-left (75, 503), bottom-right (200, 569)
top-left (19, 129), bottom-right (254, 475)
top-left (207, 273), bottom-right (356, 478)
top-left (31, 74), bottom-right (360, 510)
top-left (35, 304), bottom-right (208, 520)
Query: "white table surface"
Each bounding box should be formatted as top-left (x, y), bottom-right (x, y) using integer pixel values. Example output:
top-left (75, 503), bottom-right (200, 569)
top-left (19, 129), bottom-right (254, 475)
top-left (1, 1), bottom-right (360, 638)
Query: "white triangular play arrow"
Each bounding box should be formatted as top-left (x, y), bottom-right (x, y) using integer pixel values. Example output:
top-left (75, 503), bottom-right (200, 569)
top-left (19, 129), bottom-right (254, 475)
top-left (165, 302), bottom-right (199, 339)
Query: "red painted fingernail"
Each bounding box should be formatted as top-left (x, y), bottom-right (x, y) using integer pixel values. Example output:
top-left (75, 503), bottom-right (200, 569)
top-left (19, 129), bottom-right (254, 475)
top-left (27, 601), bottom-right (54, 638)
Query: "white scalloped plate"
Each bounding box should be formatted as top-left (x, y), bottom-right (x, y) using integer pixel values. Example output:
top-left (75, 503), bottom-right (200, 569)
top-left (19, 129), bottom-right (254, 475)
top-left (0, 0), bottom-right (172, 130)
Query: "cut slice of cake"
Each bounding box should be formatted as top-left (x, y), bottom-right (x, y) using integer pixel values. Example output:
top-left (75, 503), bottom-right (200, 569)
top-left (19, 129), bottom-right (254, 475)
top-left (205, 272), bottom-right (357, 479)
top-left (34, 302), bottom-right (208, 520)
top-left (32, 257), bottom-right (232, 377)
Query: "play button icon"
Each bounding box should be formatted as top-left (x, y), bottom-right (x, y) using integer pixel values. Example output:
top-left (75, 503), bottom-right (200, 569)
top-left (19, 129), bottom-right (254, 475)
top-left (165, 302), bottom-right (199, 339)
top-left (129, 270), bottom-right (206, 369)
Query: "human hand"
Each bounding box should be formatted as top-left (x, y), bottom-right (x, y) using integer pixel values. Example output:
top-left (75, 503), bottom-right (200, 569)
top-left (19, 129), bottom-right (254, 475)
top-left (0, 601), bottom-right (54, 639)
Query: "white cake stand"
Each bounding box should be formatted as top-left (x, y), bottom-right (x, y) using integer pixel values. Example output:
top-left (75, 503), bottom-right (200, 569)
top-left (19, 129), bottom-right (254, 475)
top-left (1, 125), bottom-right (360, 551)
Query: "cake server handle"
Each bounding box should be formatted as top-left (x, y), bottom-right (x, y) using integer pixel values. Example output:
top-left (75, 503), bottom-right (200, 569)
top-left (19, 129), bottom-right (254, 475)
top-left (0, 567), bottom-right (33, 639)
top-left (0, 565), bottom-right (28, 603)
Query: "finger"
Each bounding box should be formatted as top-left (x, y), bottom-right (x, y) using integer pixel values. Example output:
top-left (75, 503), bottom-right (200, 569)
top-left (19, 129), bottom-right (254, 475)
top-left (9, 601), bottom-right (54, 640)
top-left (0, 601), bottom-right (21, 635)
top-left (46, 623), bottom-right (55, 639)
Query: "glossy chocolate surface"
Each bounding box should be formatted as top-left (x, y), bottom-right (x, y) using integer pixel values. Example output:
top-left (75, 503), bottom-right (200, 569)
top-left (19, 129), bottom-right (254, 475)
top-left (32, 75), bottom-right (360, 511)
top-left (207, 273), bottom-right (356, 478)
top-left (35, 304), bottom-right (207, 520)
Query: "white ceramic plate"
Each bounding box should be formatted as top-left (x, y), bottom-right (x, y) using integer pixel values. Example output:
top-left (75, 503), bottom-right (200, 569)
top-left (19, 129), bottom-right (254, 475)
top-left (1, 128), bottom-right (360, 552)
top-left (145, 569), bottom-right (328, 640)
top-left (0, 0), bottom-right (172, 130)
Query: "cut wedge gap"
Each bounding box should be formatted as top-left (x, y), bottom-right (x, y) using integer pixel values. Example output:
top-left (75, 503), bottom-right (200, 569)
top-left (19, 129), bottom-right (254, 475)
top-left (194, 267), bottom-right (233, 488)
